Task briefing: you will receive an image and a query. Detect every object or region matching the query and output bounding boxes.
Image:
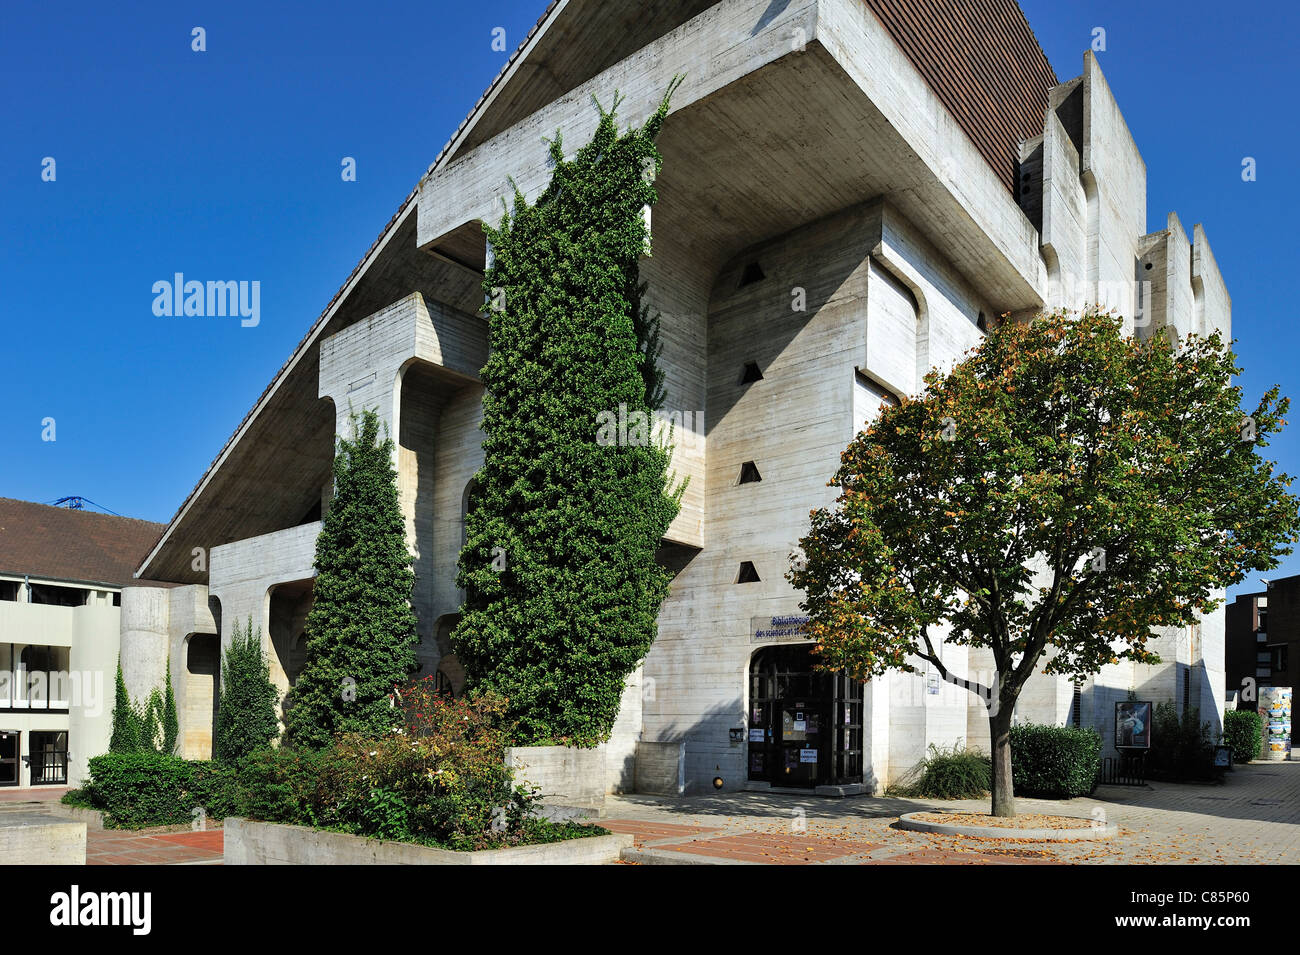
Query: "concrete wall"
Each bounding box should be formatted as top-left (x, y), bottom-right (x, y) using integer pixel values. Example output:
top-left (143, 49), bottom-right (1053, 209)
top-left (504, 745), bottom-right (607, 815)
top-left (0, 814), bottom-right (85, 864)
top-left (224, 816), bottom-right (630, 865)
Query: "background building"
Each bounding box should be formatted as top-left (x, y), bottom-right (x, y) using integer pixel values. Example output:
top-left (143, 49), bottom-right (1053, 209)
top-left (1227, 576), bottom-right (1300, 709)
top-left (0, 498), bottom-right (163, 789)
top-left (119, 0), bottom-right (1231, 793)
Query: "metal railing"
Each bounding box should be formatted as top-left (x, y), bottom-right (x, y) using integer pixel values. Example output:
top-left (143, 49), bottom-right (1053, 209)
top-left (1099, 751), bottom-right (1147, 786)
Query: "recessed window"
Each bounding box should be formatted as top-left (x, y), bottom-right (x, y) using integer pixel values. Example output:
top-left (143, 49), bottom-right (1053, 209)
top-left (740, 361), bottom-right (764, 384)
top-left (738, 461), bottom-right (762, 484)
top-left (977, 312), bottom-right (988, 333)
top-left (737, 562), bottom-right (761, 584)
top-left (739, 262), bottom-right (765, 287)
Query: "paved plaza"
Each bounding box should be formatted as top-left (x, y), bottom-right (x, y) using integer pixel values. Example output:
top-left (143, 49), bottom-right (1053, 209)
top-left (601, 760), bottom-right (1300, 864)
top-left (2, 760), bottom-right (1296, 864)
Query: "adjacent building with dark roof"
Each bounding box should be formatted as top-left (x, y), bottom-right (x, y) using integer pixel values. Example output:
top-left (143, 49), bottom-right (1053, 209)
top-left (0, 499), bottom-right (164, 789)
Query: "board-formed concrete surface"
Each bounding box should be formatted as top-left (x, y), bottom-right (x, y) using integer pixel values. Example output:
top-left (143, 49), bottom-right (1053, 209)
top-left (0, 810), bottom-right (86, 864)
top-left (223, 817), bottom-right (633, 865)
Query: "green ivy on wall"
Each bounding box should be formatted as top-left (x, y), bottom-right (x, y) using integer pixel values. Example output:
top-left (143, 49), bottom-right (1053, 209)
top-left (452, 82), bottom-right (686, 745)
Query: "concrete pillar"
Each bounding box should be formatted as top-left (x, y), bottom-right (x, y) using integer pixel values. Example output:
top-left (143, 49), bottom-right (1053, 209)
top-left (118, 586), bottom-right (170, 703)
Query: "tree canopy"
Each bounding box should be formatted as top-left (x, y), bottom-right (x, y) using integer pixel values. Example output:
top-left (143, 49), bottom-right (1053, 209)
top-left (792, 308), bottom-right (1299, 814)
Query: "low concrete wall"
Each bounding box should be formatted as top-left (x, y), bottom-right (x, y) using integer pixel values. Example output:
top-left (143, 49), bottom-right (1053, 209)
top-left (0, 812), bottom-right (86, 864)
top-left (43, 803), bottom-right (106, 830)
top-left (506, 744), bottom-right (607, 815)
top-left (635, 740), bottom-right (685, 795)
top-left (223, 817), bottom-right (631, 865)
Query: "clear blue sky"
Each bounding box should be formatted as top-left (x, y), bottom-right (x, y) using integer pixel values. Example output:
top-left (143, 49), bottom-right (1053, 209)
top-left (2, 1), bottom-right (1296, 597)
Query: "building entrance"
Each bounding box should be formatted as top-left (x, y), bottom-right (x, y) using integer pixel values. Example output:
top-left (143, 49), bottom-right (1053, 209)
top-left (0, 731), bottom-right (18, 786)
top-left (747, 644), bottom-right (863, 787)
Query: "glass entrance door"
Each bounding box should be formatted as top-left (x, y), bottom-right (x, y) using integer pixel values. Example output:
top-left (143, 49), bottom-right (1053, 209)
top-left (0, 731), bottom-right (18, 787)
top-left (748, 644), bottom-right (862, 788)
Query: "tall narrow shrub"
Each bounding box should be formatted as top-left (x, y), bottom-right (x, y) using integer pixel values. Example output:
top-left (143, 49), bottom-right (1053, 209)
top-left (452, 84), bottom-right (684, 743)
top-left (108, 660), bottom-right (140, 753)
top-left (161, 665), bottom-right (179, 755)
top-left (284, 409), bottom-right (419, 748)
top-left (215, 617), bottom-right (280, 762)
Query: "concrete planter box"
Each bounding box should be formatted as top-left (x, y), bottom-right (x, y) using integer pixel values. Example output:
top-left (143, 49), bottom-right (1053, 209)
top-left (223, 817), bottom-right (631, 865)
top-left (44, 803), bottom-right (106, 831)
top-left (0, 812), bottom-right (86, 864)
top-left (506, 744), bottom-right (607, 816)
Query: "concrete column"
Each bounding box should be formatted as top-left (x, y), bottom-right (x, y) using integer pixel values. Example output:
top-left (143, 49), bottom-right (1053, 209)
top-left (119, 586), bottom-right (170, 703)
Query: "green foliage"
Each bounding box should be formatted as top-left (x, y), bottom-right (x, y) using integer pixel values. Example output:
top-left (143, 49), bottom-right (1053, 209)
top-left (214, 617), bottom-right (281, 762)
top-left (452, 83), bottom-right (685, 745)
top-left (284, 408), bottom-right (420, 749)
top-left (1009, 724), bottom-right (1102, 798)
top-left (108, 658), bottom-right (179, 755)
top-left (240, 681), bottom-right (589, 850)
top-left (108, 660), bottom-right (141, 753)
top-left (79, 752), bottom-right (236, 828)
top-left (1148, 701), bottom-right (1215, 780)
top-left (792, 308), bottom-right (1300, 813)
top-left (890, 743), bottom-right (990, 799)
top-left (77, 680), bottom-right (603, 848)
top-left (161, 667), bottom-right (179, 755)
top-left (141, 688), bottom-right (163, 752)
top-left (1223, 708), bottom-right (1263, 763)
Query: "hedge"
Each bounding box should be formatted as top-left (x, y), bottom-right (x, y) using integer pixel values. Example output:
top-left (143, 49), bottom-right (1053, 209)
top-left (1009, 723), bottom-right (1102, 798)
top-left (1223, 709), bottom-right (1263, 763)
top-left (78, 752), bottom-right (237, 828)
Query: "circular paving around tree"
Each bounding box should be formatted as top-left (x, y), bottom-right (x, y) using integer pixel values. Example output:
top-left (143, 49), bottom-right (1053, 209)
top-left (898, 810), bottom-right (1117, 840)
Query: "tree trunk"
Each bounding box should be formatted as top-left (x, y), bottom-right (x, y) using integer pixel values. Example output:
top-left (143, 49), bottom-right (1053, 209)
top-left (989, 705), bottom-right (1016, 817)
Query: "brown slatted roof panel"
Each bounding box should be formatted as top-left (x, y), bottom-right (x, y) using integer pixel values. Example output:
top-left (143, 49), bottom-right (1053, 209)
top-left (861, 0), bottom-right (1057, 194)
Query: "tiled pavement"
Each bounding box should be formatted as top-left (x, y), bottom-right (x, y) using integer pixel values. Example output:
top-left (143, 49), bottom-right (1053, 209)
top-left (6, 760), bottom-right (1300, 864)
top-left (603, 760), bottom-right (1300, 864)
top-left (85, 828), bottom-right (224, 865)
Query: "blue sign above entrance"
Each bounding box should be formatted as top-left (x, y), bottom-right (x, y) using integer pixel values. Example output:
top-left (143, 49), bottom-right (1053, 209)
top-left (751, 614), bottom-right (811, 643)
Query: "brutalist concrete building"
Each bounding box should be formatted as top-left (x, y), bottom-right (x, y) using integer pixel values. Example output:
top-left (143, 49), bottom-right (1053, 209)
top-left (118, 0), bottom-right (1231, 794)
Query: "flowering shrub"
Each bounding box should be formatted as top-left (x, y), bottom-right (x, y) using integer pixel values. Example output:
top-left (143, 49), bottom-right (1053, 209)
top-left (240, 681), bottom-right (552, 850)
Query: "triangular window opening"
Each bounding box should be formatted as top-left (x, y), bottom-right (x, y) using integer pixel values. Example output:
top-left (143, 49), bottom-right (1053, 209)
top-left (739, 262), bottom-right (765, 287)
top-left (737, 561), bottom-right (761, 584)
top-left (738, 461), bottom-right (762, 484)
top-left (740, 361), bottom-right (764, 384)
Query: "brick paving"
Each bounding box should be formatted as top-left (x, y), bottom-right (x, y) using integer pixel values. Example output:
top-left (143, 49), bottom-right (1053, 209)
top-left (0, 787), bottom-right (66, 803)
top-left (85, 827), bottom-right (224, 866)
top-left (606, 761), bottom-right (1300, 865)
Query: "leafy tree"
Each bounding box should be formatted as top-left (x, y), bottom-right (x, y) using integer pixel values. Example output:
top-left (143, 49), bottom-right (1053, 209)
top-left (452, 84), bottom-right (685, 744)
top-left (284, 408), bottom-right (419, 748)
top-left (108, 659), bottom-right (141, 753)
top-left (215, 617), bottom-right (280, 761)
top-left (792, 308), bottom-right (1299, 815)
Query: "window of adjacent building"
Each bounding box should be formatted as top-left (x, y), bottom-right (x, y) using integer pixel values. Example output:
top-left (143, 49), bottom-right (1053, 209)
top-left (738, 461), bottom-right (762, 484)
top-left (29, 583), bottom-right (89, 607)
top-left (740, 361), bottom-right (764, 385)
top-left (112, 592), bottom-right (121, 607)
top-left (1070, 684), bottom-right (1082, 727)
top-left (1182, 667), bottom-right (1191, 715)
top-left (0, 580), bottom-right (18, 602)
top-left (737, 562), bottom-right (760, 584)
top-left (29, 731), bottom-right (68, 786)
